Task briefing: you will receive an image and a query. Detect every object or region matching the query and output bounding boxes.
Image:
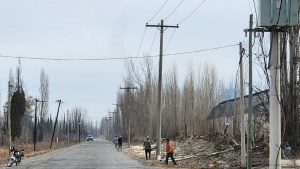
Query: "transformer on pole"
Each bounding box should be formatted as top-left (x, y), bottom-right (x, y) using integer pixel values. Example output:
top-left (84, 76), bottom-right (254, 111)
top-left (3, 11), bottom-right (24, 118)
top-left (258, 0), bottom-right (299, 27)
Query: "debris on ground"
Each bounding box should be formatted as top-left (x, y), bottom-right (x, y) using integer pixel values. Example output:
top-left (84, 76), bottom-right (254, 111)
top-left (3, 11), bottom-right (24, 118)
top-left (123, 134), bottom-right (269, 168)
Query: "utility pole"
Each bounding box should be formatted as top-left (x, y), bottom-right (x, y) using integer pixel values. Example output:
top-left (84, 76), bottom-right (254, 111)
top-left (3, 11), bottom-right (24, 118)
top-left (7, 81), bottom-right (12, 157)
top-left (113, 103), bottom-right (124, 136)
top-left (106, 116), bottom-right (112, 140)
top-left (79, 113), bottom-right (81, 143)
top-left (120, 87), bottom-right (137, 148)
top-left (33, 99), bottom-right (45, 151)
top-left (146, 20), bottom-right (179, 160)
top-left (247, 14), bottom-right (253, 169)
top-left (257, 1), bottom-right (297, 168)
top-left (239, 42), bottom-right (246, 167)
top-left (67, 110), bottom-right (69, 143)
top-left (244, 18), bottom-right (285, 169)
top-left (50, 100), bottom-right (62, 149)
top-left (109, 111), bottom-right (117, 135)
top-left (269, 29), bottom-right (281, 169)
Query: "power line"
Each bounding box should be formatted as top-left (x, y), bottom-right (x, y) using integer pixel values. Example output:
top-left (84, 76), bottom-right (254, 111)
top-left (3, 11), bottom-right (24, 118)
top-left (147, 0), bottom-right (169, 23)
top-left (136, 27), bottom-right (147, 57)
top-left (164, 28), bottom-right (177, 53)
top-left (178, 0), bottom-right (207, 24)
top-left (0, 44), bottom-right (239, 61)
top-left (162, 43), bottom-right (239, 56)
top-left (149, 28), bottom-right (158, 55)
top-left (164, 0), bottom-right (185, 20)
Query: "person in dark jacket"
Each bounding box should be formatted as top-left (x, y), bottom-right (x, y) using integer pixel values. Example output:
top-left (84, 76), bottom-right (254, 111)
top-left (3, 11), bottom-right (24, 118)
top-left (143, 136), bottom-right (152, 160)
top-left (118, 136), bottom-right (122, 151)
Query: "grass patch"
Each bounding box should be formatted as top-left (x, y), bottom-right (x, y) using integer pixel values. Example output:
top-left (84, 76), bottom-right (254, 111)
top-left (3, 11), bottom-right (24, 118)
top-left (0, 141), bottom-right (78, 165)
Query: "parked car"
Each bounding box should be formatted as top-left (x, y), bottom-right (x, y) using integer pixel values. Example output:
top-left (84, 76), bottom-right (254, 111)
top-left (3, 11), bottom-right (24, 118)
top-left (86, 135), bottom-right (93, 141)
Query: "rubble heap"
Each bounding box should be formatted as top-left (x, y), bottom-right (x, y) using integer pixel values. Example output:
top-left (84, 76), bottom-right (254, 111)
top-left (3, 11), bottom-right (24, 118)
top-left (123, 134), bottom-right (269, 168)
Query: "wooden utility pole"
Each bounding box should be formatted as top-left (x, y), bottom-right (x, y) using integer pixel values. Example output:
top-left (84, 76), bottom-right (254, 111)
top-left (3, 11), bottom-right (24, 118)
top-left (146, 20), bottom-right (178, 160)
top-left (79, 113), bottom-right (81, 143)
top-left (106, 116), bottom-right (112, 141)
top-left (50, 100), bottom-right (62, 149)
top-left (109, 111), bottom-right (117, 135)
top-left (247, 14), bottom-right (253, 169)
top-left (120, 87), bottom-right (137, 148)
top-left (67, 110), bottom-right (69, 143)
top-left (7, 81), bottom-right (12, 157)
top-left (239, 42), bottom-right (246, 167)
top-left (113, 103), bottom-right (124, 136)
top-left (33, 99), bottom-right (45, 151)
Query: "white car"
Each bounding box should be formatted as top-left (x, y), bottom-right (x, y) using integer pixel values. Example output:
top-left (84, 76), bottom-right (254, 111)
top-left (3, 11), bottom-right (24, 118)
top-left (86, 135), bottom-right (93, 141)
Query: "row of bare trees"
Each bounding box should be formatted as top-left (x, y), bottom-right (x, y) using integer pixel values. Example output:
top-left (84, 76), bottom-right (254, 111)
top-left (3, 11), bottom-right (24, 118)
top-left (280, 27), bottom-right (300, 149)
top-left (0, 64), bottom-right (90, 147)
top-left (100, 57), bottom-right (228, 142)
top-left (101, 28), bottom-right (300, 149)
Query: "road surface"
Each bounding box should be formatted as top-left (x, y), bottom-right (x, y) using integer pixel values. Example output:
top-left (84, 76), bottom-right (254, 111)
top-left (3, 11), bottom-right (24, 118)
top-left (0, 139), bottom-right (164, 169)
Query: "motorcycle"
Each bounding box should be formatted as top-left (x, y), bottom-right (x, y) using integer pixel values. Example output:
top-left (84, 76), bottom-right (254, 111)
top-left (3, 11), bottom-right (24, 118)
top-left (7, 146), bottom-right (25, 167)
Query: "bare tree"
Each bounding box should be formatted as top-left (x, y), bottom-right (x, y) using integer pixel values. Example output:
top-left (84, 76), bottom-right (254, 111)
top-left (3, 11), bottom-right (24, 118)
top-left (196, 63), bottom-right (220, 135)
top-left (180, 63), bottom-right (195, 137)
top-left (38, 68), bottom-right (49, 141)
top-left (163, 63), bottom-right (180, 138)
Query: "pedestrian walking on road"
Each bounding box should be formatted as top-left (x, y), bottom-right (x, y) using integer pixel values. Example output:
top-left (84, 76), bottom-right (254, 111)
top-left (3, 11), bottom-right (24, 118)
top-left (143, 136), bottom-right (152, 160)
top-left (165, 138), bottom-right (176, 165)
top-left (118, 136), bottom-right (122, 151)
top-left (113, 136), bottom-right (118, 149)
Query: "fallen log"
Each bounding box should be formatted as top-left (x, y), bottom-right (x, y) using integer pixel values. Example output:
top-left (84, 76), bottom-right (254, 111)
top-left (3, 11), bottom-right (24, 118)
top-left (174, 148), bottom-right (235, 161)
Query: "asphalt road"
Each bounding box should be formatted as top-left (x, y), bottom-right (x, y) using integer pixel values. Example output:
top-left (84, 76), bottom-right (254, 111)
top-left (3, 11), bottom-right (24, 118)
top-left (0, 139), bottom-right (163, 169)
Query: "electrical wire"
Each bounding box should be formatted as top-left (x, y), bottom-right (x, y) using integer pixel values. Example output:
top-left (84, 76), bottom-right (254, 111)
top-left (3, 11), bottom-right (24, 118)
top-left (164, 28), bottom-right (177, 53)
top-left (136, 27), bottom-right (147, 57)
top-left (147, 0), bottom-right (169, 23)
top-left (276, 0), bottom-right (283, 26)
top-left (178, 0), bottom-right (207, 24)
top-left (149, 29), bottom-right (158, 55)
top-left (0, 43), bottom-right (239, 61)
top-left (164, 0), bottom-right (185, 20)
top-left (162, 43), bottom-right (239, 57)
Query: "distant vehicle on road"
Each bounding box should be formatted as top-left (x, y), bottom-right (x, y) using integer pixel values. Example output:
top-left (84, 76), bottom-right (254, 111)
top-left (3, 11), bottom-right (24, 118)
top-left (86, 135), bottom-right (93, 141)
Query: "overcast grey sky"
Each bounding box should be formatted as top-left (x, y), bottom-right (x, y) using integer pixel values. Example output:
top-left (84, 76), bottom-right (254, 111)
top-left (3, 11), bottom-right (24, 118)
top-left (0, 0), bottom-right (256, 122)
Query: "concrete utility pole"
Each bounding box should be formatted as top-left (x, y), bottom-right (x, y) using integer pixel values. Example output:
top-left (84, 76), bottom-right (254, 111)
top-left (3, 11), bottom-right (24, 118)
top-left (146, 20), bottom-right (178, 160)
top-left (239, 42), bottom-right (246, 167)
top-left (7, 81), bottom-right (12, 157)
top-left (109, 111), bottom-right (117, 135)
top-left (106, 116), bottom-right (112, 140)
top-left (33, 99), bottom-right (45, 151)
top-left (244, 20), bottom-right (284, 169)
top-left (50, 100), bottom-right (62, 149)
top-left (247, 14), bottom-right (253, 169)
top-left (113, 103), bottom-right (124, 136)
top-left (269, 29), bottom-right (281, 169)
top-left (120, 87), bottom-right (137, 148)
